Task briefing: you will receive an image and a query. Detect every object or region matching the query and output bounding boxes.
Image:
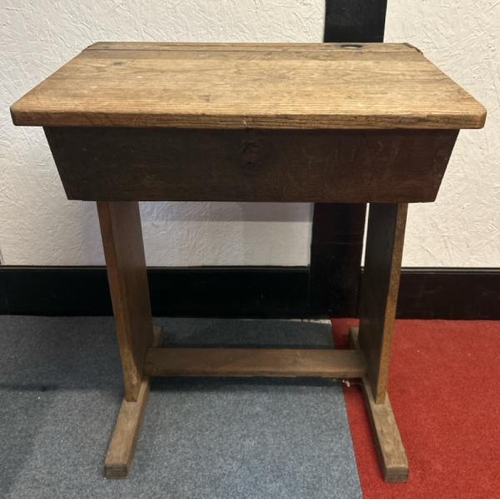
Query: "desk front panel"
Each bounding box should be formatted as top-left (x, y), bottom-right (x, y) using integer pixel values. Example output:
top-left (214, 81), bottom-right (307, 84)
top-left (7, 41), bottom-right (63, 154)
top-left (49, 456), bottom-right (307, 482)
top-left (45, 127), bottom-right (458, 203)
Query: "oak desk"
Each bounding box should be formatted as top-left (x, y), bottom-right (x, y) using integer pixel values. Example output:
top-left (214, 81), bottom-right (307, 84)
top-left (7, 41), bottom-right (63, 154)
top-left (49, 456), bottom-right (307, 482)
top-left (11, 42), bottom-right (485, 482)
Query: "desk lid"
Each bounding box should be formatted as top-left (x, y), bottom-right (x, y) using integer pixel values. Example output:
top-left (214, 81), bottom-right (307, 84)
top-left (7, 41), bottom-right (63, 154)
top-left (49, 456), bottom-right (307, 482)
top-left (11, 42), bottom-right (486, 130)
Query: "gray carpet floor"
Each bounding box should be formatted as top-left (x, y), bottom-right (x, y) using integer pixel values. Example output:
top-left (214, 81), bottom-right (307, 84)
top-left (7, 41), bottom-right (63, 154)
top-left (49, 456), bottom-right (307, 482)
top-left (0, 316), bottom-right (362, 498)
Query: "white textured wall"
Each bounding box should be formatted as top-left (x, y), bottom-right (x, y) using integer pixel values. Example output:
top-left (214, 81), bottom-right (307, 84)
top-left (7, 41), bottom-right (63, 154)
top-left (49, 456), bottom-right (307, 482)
top-left (385, 0), bottom-right (500, 266)
top-left (1, 0), bottom-right (498, 267)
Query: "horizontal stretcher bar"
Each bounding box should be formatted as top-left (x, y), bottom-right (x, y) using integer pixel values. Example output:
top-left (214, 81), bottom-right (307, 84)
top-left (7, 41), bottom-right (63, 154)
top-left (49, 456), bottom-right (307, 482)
top-left (144, 347), bottom-right (366, 378)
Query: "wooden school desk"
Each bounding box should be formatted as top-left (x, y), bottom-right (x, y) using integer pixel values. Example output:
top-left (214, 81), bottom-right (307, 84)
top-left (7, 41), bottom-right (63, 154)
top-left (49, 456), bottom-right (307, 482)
top-left (11, 42), bottom-right (486, 482)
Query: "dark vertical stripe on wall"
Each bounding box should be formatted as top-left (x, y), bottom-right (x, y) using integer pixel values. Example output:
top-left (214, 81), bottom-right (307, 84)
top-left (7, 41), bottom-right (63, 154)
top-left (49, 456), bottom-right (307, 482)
top-left (324, 0), bottom-right (388, 42)
top-left (309, 1), bottom-right (388, 314)
top-left (309, 204), bottom-right (365, 316)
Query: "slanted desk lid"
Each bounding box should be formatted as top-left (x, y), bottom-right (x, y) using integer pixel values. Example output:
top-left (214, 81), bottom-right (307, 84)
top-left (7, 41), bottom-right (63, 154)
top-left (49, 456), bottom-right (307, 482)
top-left (11, 42), bottom-right (486, 130)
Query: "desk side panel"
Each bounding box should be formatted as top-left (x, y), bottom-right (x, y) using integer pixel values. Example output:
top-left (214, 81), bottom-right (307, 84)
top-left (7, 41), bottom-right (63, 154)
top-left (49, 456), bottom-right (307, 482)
top-left (44, 128), bottom-right (458, 203)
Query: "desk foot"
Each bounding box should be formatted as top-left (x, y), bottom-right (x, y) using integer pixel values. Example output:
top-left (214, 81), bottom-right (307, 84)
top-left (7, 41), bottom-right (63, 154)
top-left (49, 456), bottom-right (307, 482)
top-left (350, 327), bottom-right (409, 483)
top-left (104, 378), bottom-right (151, 479)
top-left (104, 325), bottom-right (162, 479)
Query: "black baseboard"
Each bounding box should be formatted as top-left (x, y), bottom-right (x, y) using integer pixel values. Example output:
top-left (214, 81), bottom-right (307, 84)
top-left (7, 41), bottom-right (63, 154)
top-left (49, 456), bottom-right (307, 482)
top-left (1, 266), bottom-right (499, 319)
top-left (0, 267), bottom-right (309, 318)
top-left (397, 268), bottom-right (500, 320)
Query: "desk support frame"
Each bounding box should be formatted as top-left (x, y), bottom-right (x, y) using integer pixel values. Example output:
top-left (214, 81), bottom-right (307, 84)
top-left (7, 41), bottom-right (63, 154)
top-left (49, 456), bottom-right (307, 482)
top-left (359, 203), bottom-right (408, 404)
top-left (11, 40), bottom-right (485, 488)
top-left (96, 199), bottom-right (409, 482)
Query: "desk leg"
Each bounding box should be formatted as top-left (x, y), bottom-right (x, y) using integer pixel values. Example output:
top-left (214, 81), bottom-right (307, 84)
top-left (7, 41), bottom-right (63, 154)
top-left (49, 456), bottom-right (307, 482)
top-left (97, 201), bottom-right (156, 478)
top-left (354, 203), bottom-right (409, 482)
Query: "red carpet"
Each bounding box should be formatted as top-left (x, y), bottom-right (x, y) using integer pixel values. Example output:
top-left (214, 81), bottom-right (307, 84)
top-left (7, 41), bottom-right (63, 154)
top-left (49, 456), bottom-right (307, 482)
top-left (332, 318), bottom-right (500, 498)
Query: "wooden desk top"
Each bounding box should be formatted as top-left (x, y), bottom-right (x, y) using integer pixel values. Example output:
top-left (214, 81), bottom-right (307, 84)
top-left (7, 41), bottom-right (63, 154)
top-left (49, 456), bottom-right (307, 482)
top-left (11, 42), bottom-right (485, 130)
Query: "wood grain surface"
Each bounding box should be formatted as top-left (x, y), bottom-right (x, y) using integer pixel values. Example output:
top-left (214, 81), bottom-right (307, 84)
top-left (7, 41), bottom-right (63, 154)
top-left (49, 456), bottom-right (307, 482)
top-left (104, 325), bottom-right (162, 479)
top-left (11, 42), bottom-right (485, 129)
top-left (350, 327), bottom-right (409, 483)
top-left (144, 347), bottom-right (366, 378)
top-left (358, 203), bottom-right (408, 404)
top-left (45, 127), bottom-right (458, 202)
top-left (97, 201), bottom-right (154, 401)
top-left (104, 378), bottom-right (150, 479)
